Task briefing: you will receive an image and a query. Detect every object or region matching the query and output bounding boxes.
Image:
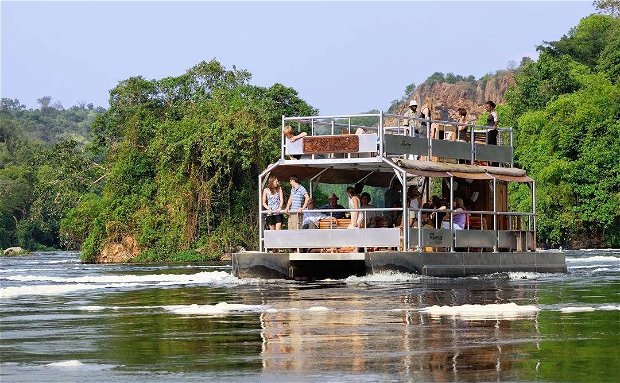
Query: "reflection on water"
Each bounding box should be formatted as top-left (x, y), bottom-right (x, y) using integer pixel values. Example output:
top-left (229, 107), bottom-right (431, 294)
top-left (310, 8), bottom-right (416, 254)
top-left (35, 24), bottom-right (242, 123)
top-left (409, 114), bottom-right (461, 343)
top-left (255, 283), bottom-right (543, 382)
top-left (1, 251), bottom-right (619, 382)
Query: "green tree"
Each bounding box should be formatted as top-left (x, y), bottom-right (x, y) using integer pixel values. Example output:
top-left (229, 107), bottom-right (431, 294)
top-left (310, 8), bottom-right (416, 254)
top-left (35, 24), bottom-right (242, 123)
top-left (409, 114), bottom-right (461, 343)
top-left (594, 0), bottom-right (620, 17)
top-left (512, 74), bottom-right (620, 247)
top-left (73, 59), bottom-right (316, 262)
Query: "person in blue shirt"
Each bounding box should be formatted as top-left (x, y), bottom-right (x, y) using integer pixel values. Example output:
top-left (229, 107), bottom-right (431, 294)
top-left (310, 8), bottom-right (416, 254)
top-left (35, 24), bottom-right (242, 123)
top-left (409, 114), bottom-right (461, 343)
top-left (284, 175), bottom-right (309, 230)
top-left (302, 199), bottom-right (327, 229)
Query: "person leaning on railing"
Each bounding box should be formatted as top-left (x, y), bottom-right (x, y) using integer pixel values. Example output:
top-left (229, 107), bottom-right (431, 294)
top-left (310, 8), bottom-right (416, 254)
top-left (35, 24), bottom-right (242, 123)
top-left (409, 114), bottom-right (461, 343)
top-left (284, 175), bottom-right (309, 230)
top-left (441, 197), bottom-right (467, 230)
top-left (456, 107), bottom-right (469, 142)
top-left (283, 125), bottom-right (307, 160)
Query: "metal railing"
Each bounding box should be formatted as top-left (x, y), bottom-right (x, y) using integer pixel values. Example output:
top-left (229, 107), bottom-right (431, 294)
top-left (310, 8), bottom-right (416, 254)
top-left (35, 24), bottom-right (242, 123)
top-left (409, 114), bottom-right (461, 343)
top-left (407, 208), bottom-right (536, 252)
top-left (260, 206), bottom-right (536, 253)
top-left (281, 112), bottom-right (514, 166)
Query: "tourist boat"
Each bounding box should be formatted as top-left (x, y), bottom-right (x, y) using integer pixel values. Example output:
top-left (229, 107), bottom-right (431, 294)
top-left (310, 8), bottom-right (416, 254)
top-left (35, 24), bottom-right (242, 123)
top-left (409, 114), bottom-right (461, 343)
top-left (232, 112), bottom-right (567, 279)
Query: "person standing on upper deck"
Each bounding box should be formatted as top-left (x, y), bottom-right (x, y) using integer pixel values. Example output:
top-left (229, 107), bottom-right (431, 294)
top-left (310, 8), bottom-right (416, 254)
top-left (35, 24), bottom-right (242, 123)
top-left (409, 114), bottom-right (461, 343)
top-left (456, 108), bottom-right (469, 142)
top-left (285, 175), bottom-right (309, 230)
top-left (283, 125), bottom-right (307, 160)
top-left (484, 101), bottom-right (498, 145)
top-left (403, 100), bottom-right (420, 136)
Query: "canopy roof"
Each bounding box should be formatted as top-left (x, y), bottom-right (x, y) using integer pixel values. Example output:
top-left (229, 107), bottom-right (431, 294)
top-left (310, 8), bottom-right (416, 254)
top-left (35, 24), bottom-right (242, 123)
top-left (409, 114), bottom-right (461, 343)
top-left (265, 158), bottom-right (533, 186)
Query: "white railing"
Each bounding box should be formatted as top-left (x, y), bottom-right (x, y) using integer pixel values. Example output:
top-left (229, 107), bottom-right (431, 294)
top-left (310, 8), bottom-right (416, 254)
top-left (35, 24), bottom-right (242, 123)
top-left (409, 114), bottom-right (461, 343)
top-left (281, 112), bottom-right (514, 166)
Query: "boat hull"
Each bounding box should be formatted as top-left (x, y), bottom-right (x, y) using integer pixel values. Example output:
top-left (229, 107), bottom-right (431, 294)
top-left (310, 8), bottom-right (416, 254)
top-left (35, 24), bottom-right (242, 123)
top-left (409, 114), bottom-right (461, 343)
top-left (232, 251), bottom-right (567, 279)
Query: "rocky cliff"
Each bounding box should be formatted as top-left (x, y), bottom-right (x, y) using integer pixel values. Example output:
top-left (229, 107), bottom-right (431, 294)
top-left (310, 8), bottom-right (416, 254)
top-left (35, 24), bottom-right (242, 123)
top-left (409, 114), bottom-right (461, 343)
top-left (392, 71), bottom-right (515, 124)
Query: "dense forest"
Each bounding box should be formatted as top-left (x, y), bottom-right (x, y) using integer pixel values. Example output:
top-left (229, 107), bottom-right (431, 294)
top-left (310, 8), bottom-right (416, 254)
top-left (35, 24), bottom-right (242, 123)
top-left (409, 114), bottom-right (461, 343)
top-left (503, 13), bottom-right (620, 248)
top-left (0, 99), bottom-right (103, 250)
top-left (1, 13), bottom-right (619, 259)
top-left (63, 60), bottom-right (315, 262)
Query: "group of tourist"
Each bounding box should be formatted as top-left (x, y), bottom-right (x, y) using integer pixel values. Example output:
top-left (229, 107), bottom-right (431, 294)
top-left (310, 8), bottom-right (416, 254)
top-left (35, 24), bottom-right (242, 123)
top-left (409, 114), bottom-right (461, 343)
top-left (263, 175), bottom-right (469, 231)
top-left (262, 175), bottom-right (367, 231)
top-left (404, 99), bottom-right (498, 144)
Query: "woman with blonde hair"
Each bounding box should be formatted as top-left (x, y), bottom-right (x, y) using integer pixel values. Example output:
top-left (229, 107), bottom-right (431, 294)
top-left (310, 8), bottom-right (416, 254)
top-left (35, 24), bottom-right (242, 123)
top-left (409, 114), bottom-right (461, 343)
top-left (262, 175), bottom-right (284, 230)
top-left (283, 125), bottom-right (307, 160)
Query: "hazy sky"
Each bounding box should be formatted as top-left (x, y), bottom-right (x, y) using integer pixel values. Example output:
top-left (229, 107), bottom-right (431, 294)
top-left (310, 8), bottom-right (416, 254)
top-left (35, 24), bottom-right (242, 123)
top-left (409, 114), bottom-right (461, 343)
top-left (2, 1), bottom-right (596, 115)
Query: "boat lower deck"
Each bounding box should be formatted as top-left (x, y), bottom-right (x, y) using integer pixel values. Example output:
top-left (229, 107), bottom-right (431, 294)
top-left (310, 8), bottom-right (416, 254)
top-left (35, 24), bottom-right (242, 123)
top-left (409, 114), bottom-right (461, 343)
top-left (232, 251), bottom-right (567, 279)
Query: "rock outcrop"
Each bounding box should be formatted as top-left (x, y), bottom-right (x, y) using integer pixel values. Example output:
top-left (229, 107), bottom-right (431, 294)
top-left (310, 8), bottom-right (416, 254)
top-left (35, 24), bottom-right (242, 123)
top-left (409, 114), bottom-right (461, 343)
top-left (3, 247), bottom-right (28, 256)
top-left (393, 71), bottom-right (515, 124)
top-left (97, 236), bottom-right (140, 263)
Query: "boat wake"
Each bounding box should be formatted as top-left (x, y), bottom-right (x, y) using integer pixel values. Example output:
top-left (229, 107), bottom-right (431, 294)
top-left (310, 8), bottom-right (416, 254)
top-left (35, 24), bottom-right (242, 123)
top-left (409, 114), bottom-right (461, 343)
top-left (420, 302), bottom-right (539, 320)
top-left (0, 271), bottom-right (243, 299)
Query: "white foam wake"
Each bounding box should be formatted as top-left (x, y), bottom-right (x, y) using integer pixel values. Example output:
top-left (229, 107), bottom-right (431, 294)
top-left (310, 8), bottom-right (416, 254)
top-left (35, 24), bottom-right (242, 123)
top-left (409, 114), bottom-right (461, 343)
top-left (5, 270), bottom-right (238, 284)
top-left (507, 272), bottom-right (546, 280)
top-left (0, 283), bottom-right (140, 299)
top-left (345, 271), bottom-right (422, 283)
top-left (566, 256), bottom-right (620, 264)
top-left (421, 303), bottom-right (539, 319)
top-left (163, 302), bottom-right (269, 315)
top-left (46, 360), bottom-right (84, 367)
top-left (559, 305), bottom-right (620, 313)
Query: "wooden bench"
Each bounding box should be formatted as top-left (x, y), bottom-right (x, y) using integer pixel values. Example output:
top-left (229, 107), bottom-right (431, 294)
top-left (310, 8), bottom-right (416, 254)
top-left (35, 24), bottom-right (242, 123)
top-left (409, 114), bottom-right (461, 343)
top-left (318, 217), bottom-right (351, 229)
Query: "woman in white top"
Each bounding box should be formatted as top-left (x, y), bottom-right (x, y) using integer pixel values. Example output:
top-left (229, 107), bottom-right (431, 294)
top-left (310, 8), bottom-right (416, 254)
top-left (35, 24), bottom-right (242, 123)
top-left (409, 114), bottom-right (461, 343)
top-left (407, 186), bottom-right (421, 227)
top-left (262, 175), bottom-right (284, 230)
top-left (346, 186), bottom-right (363, 228)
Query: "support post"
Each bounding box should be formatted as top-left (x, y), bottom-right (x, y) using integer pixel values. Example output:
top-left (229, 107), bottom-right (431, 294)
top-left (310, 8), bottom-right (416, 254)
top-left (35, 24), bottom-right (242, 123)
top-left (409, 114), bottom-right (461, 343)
top-left (379, 111), bottom-right (384, 157)
top-left (493, 178), bottom-right (498, 252)
top-left (532, 180), bottom-right (537, 251)
top-left (281, 115), bottom-right (285, 161)
top-left (258, 173), bottom-right (264, 252)
top-left (402, 170), bottom-right (408, 251)
top-left (449, 176), bottom-right (454, 252)
top-left (417, 209), bottom-right (422, 251)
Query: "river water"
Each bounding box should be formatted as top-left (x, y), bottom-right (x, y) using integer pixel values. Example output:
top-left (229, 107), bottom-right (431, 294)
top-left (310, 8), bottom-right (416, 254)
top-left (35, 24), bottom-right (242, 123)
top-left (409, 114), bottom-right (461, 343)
top-left (1, 251), bottom-right (618, 382)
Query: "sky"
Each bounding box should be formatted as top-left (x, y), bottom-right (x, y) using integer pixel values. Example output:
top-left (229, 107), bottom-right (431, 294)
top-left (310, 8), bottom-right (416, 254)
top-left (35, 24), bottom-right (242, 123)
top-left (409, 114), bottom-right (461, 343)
top-left (1, 1), bottom-right (596, 115)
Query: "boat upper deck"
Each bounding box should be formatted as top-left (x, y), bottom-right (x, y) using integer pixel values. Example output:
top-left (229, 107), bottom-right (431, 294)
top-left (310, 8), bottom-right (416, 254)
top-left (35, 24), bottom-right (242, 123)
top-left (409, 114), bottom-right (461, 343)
top-left (281, 112), bottom-right (514, 167)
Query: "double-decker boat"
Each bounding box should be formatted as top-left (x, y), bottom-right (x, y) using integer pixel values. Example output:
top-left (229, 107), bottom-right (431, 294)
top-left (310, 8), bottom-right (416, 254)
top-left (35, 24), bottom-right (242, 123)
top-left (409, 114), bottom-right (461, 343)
top-left (232, 112), bottom-right (566, 279)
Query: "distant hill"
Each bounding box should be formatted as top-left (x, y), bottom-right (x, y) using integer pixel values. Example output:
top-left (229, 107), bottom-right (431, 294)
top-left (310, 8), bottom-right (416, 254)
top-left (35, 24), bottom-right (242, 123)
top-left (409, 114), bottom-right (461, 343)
top-left (0, 97), bottom-right (105, 146)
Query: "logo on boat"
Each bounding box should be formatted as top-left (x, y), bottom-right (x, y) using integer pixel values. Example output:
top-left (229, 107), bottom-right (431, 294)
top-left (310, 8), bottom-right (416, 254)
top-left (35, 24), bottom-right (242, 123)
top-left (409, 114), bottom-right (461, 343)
top-left (429, 232), bottom-right (444, 241)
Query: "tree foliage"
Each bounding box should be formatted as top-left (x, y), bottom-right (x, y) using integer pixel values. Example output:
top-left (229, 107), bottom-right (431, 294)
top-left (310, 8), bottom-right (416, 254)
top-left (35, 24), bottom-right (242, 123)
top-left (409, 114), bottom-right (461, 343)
top-left (505, 14), bottom-right (620, 248)
top-left (0, 108), bottom-right (102, 250)
top-left (424, 72), bottom-right (477, 85)
top-left (68, 59), bottom-right (316, 262)
top-left (594, 0), bottom-right (620, 17)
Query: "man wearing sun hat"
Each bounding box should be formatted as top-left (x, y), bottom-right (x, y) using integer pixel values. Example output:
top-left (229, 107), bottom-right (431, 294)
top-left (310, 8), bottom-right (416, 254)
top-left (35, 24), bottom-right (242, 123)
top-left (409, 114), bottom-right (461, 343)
top-left (319, 193), bottom-right (346, 218)
top-left (403, 99), bottom-right (423, 137)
